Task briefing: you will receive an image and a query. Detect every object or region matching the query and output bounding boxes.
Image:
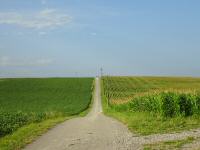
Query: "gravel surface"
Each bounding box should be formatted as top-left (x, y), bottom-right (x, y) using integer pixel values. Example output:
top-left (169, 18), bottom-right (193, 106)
top-left (182, 138), bottom-right (200, 150)
top-left (23, 78), bottom-right (200, 150)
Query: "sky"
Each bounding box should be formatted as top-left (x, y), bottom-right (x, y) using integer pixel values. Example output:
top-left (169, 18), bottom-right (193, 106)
top-left (0, 0), bottom-right (200, 77)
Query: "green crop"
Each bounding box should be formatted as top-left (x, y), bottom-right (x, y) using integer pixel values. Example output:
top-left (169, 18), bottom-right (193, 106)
top-left (101, 76), bottom-right (200, 135)
top-left (102, 76), bottom-right (200, 118)
top-left (0, 78), bottom-right (93, 137)
top-left (102, 76), bottom-right (200, 104)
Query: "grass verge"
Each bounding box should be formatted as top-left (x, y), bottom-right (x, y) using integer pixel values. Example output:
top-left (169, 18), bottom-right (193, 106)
top-left (79, 79), bottom-right (95, 117)
top-left (104, 110), bottom-right (200, 135)
top-left (0, 117), bottom-right (67, 150)
top-left (144, 137), bottom-right (195, 150)
top-left (0, 99), bottom-right (94, 150)
top-left (101, 78), bottom-right (200, 135)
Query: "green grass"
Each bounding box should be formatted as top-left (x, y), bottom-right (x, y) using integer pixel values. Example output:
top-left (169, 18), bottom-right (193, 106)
top-left (101, 76), bottom-right (200, 135)
top-left (144, 137), bottom-right (195, 150)
top-left (0, 117), bottom-right (67, 150)
top-left (0, 78), bottom-right (94, 150)
top-left (104, 110), bottom-right (200, 135)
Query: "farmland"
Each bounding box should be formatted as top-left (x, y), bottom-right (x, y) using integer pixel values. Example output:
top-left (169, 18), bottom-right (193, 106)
top-left (101, 76), bottom-right (200, 135)
top-left (0, 78), bottom-right (93, 143)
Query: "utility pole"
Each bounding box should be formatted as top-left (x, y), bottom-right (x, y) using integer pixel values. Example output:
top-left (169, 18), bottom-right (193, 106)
top-left (100, 68), bottom-right (103, 77)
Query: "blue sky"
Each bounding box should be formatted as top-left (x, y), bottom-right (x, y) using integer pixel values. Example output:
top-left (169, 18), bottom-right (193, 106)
top-left (0, 0), bottom-right (200, 77)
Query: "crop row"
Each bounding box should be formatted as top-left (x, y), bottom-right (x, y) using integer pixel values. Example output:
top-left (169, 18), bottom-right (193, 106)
top-left (102, 76), bottom-right (200, 104)
top-left (111, 92), bottom-right (200, 118)
top-left (0, 78), bottom-right (94, 137)
top-left (0, 112), bottom-right (61, 137)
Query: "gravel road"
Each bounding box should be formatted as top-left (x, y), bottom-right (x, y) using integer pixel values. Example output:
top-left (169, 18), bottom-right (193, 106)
top-left (23, 78), bottom-right (136, 150)
top-left (23, 78), bottom-right (200, 150)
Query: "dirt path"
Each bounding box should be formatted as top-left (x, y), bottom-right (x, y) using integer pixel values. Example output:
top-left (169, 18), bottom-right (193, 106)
top-left (24, 78), bottom-right (200, 150)
top-left (24, 78), bottom-right (135, 150)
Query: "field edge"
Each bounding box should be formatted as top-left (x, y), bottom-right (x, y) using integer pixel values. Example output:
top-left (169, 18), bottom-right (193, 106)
top-left (0, 117), bottom-right (67, 150)
top-left (100, 77), bottom-right (200, 135)
top-left (0, 78), bottom-right (95, 150)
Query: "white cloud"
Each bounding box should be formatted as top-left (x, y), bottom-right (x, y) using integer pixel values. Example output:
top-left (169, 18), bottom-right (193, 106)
top-left (0, 56), bottom-right (53, 67)
top-left (0, 9), bottom-right (72, 29)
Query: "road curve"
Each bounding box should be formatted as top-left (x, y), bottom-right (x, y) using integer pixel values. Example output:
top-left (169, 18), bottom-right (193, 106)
top-left (23, 78), bottom-right (135, 150)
